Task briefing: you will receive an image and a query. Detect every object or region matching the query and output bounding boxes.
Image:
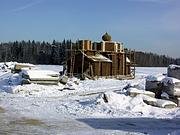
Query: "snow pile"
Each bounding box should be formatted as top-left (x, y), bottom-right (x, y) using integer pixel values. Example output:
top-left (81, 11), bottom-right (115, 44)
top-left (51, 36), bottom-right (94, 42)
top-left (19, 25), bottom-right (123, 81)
top-left (11, 83), bottom-right (65, 95)
top-left (96, 92), bottom-right (149, 115)
top-left (95, 92), bottom-right (177, 116)
top-left (0, 62), bottom-right (15, 72)
top-left (64, 77), bottom-right (80, 90)
top-left (1, 62), bottom-right (16, 69)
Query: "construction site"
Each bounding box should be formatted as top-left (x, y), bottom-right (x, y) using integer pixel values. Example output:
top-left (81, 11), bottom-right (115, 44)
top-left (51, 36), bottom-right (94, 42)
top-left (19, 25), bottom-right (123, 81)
top-left (66, 33), bottom-right (135, 79)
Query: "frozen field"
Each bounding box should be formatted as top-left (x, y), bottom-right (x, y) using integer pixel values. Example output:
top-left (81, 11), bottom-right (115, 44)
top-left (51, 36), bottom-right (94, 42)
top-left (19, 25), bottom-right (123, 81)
top-left (0, 64), bottom-right (179, 135)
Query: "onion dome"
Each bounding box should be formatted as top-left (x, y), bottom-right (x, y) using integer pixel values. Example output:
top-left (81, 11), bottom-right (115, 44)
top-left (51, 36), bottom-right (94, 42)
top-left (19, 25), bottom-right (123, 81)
top-left (102, 32), bottom-right (112, 41)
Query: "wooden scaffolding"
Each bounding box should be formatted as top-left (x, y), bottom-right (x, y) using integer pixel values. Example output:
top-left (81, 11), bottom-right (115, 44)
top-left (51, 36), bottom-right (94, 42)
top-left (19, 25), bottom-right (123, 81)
top-left (66, 40), bottom-right (136, 80)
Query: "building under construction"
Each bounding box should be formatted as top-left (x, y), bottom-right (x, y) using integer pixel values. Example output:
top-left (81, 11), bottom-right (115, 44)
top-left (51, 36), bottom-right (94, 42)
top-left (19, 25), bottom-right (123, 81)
top-left (66, 33), bottom-right (135, 79)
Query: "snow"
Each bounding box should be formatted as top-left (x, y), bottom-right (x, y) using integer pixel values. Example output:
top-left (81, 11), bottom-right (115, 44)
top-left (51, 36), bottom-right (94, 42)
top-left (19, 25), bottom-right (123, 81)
top-left (156, 99), bottom-right (177, 108)
top-left (127, 87), bottom-right (155, 97)
top-left (20, 69), bottom-right (59, 79)
top-left (146, 74), bottom-right (165, 81)
top-left (168, 64), bottom-right (180, 69)
top-left (87, 53), bottom-right (112, 62)
top-left (96, 92), bottom-right (149, 116)
top-left (161, 92), bottom-right (169, 99)
top-left (36, 64), bottom-right (63, 72)
top-left (0, 64), bottom-right (180, 135)
top-left (162, 77), bottom-right (180, 85)
top-left (126, 57), bottom-right (131, 63)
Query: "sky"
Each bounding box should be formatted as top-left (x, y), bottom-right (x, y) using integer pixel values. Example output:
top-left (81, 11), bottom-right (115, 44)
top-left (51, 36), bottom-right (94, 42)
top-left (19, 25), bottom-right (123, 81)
top-left (0, 0), bottom-right (180, 58)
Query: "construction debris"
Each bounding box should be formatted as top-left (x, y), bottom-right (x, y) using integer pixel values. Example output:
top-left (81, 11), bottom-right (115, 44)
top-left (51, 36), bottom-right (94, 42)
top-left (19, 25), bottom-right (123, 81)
top-left (168, 64), bottom-right (180, 80)
top-left (20, 69), bottom-right (60, 85)
top-left (161, 77), bottom-right (180, 97)
top-left (12, 63), bottom-right (35, 73)
top-left (127, 88), bottom-right (155, 98)
top-left (145, 64), bottom-right (180, 107)
top-left (141, 94), bottom-right (177, 108)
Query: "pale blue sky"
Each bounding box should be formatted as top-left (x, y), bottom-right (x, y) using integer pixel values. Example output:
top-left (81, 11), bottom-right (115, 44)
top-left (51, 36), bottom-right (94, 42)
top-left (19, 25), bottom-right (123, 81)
top-left (0, 0), bottom-right (179, 58)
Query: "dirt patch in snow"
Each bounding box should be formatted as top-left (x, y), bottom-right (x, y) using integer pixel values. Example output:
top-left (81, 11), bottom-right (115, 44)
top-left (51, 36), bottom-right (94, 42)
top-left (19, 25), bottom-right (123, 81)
top-left (10, 118), bottom-right (45, 126)
top-left (0, 106), bottom-right (5, 113)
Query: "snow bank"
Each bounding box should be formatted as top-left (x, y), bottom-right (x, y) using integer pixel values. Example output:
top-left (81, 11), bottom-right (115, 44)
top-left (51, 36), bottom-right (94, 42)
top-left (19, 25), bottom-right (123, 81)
top-left (96, 92), bottom-right (150, 115)
top-left (96, 92), bottom-right (177, 117)
top-left (97, 92), bottom-right (131, 105)
top-left (11, 83), bottom-right (65, 95)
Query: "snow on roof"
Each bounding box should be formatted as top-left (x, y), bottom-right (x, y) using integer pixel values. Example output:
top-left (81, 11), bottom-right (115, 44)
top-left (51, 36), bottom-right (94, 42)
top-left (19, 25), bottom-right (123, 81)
top-left (87, 54), bottom-right (112, 62)
top-left (126, 57), bottom-right (130, 63)
top-left (161, 77), bottom-right (180, 85)
top-left (146, 74), bottom-right (165, 81)
top-left (168, 64), bottom-right (180, 70)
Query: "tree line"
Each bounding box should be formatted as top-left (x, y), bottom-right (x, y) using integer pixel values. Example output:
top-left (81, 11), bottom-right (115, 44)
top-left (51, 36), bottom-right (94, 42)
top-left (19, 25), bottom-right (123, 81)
top-left (0, 40), bottom-right (71, 65)
top-left (135, 51), bottom-right (180, 67)
top-left (0, 40), bottom-right (179, 67)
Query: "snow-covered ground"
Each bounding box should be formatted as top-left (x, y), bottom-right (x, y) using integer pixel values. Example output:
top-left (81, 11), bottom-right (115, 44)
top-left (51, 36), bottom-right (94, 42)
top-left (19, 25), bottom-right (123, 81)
top-left (0, 63), bottom-right (179, 135)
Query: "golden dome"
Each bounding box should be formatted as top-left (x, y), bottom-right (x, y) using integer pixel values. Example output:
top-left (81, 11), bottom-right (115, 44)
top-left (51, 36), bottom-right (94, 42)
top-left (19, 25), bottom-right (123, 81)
top-left (102, 32), bottom-right (112, 41)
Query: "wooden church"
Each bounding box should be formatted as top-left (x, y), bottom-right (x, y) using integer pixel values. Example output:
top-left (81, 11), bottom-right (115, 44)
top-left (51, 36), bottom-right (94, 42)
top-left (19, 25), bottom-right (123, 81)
top-left (66, 33), bottom-right (135, 79)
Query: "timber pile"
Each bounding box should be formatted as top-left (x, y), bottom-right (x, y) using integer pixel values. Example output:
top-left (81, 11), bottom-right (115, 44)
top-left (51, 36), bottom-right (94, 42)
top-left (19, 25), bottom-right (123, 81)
top-left (141, 94), bottom-right (177, 108)
top-left (168, 64), bottom-right (180, 80)
top-left (12, 63), bottom-right (35, 73)
top-left (127, 88), bottom-right (155, 98)
top-left (145, 64), bottom-right (180, 107)
top-left (145, 74), bottom-right (165, 98)
top-left (161, 77), bottom-right (180, 97)
top-left (59, 75), bottom-right (69, 84)
top-left (20, 69), bottom-right (60, 85)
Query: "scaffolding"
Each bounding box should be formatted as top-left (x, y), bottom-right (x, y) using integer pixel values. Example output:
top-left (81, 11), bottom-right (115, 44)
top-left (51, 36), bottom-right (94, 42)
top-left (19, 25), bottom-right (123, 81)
top-left (66, 40), bottom-right (136, 80)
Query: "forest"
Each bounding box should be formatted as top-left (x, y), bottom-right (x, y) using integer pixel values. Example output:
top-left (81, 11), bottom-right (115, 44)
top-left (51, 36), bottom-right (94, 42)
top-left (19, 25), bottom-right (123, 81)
top-left (0, 40), bottom-right (179, 67)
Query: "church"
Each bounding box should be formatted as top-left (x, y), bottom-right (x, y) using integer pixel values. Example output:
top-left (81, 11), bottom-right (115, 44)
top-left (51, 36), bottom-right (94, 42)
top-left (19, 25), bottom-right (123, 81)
top-left (66, 33), bottom-right (135, 79)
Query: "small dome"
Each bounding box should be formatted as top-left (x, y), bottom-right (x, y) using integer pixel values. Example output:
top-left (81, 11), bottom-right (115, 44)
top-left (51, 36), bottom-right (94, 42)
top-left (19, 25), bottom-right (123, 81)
top-left (102, 32), bottom-right (112, 41)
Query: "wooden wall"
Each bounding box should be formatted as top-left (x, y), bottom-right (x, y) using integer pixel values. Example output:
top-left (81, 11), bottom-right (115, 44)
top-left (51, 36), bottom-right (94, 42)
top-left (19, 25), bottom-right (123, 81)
top-left (105, 42), bottom-right (116, 52)
top-left (67, 50), bottom-right (131, 78)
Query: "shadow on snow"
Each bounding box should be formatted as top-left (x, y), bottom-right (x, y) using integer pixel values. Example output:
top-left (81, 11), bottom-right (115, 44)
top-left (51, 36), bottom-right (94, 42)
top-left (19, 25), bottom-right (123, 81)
top-left (77, 117), bottom-right (180, 135)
